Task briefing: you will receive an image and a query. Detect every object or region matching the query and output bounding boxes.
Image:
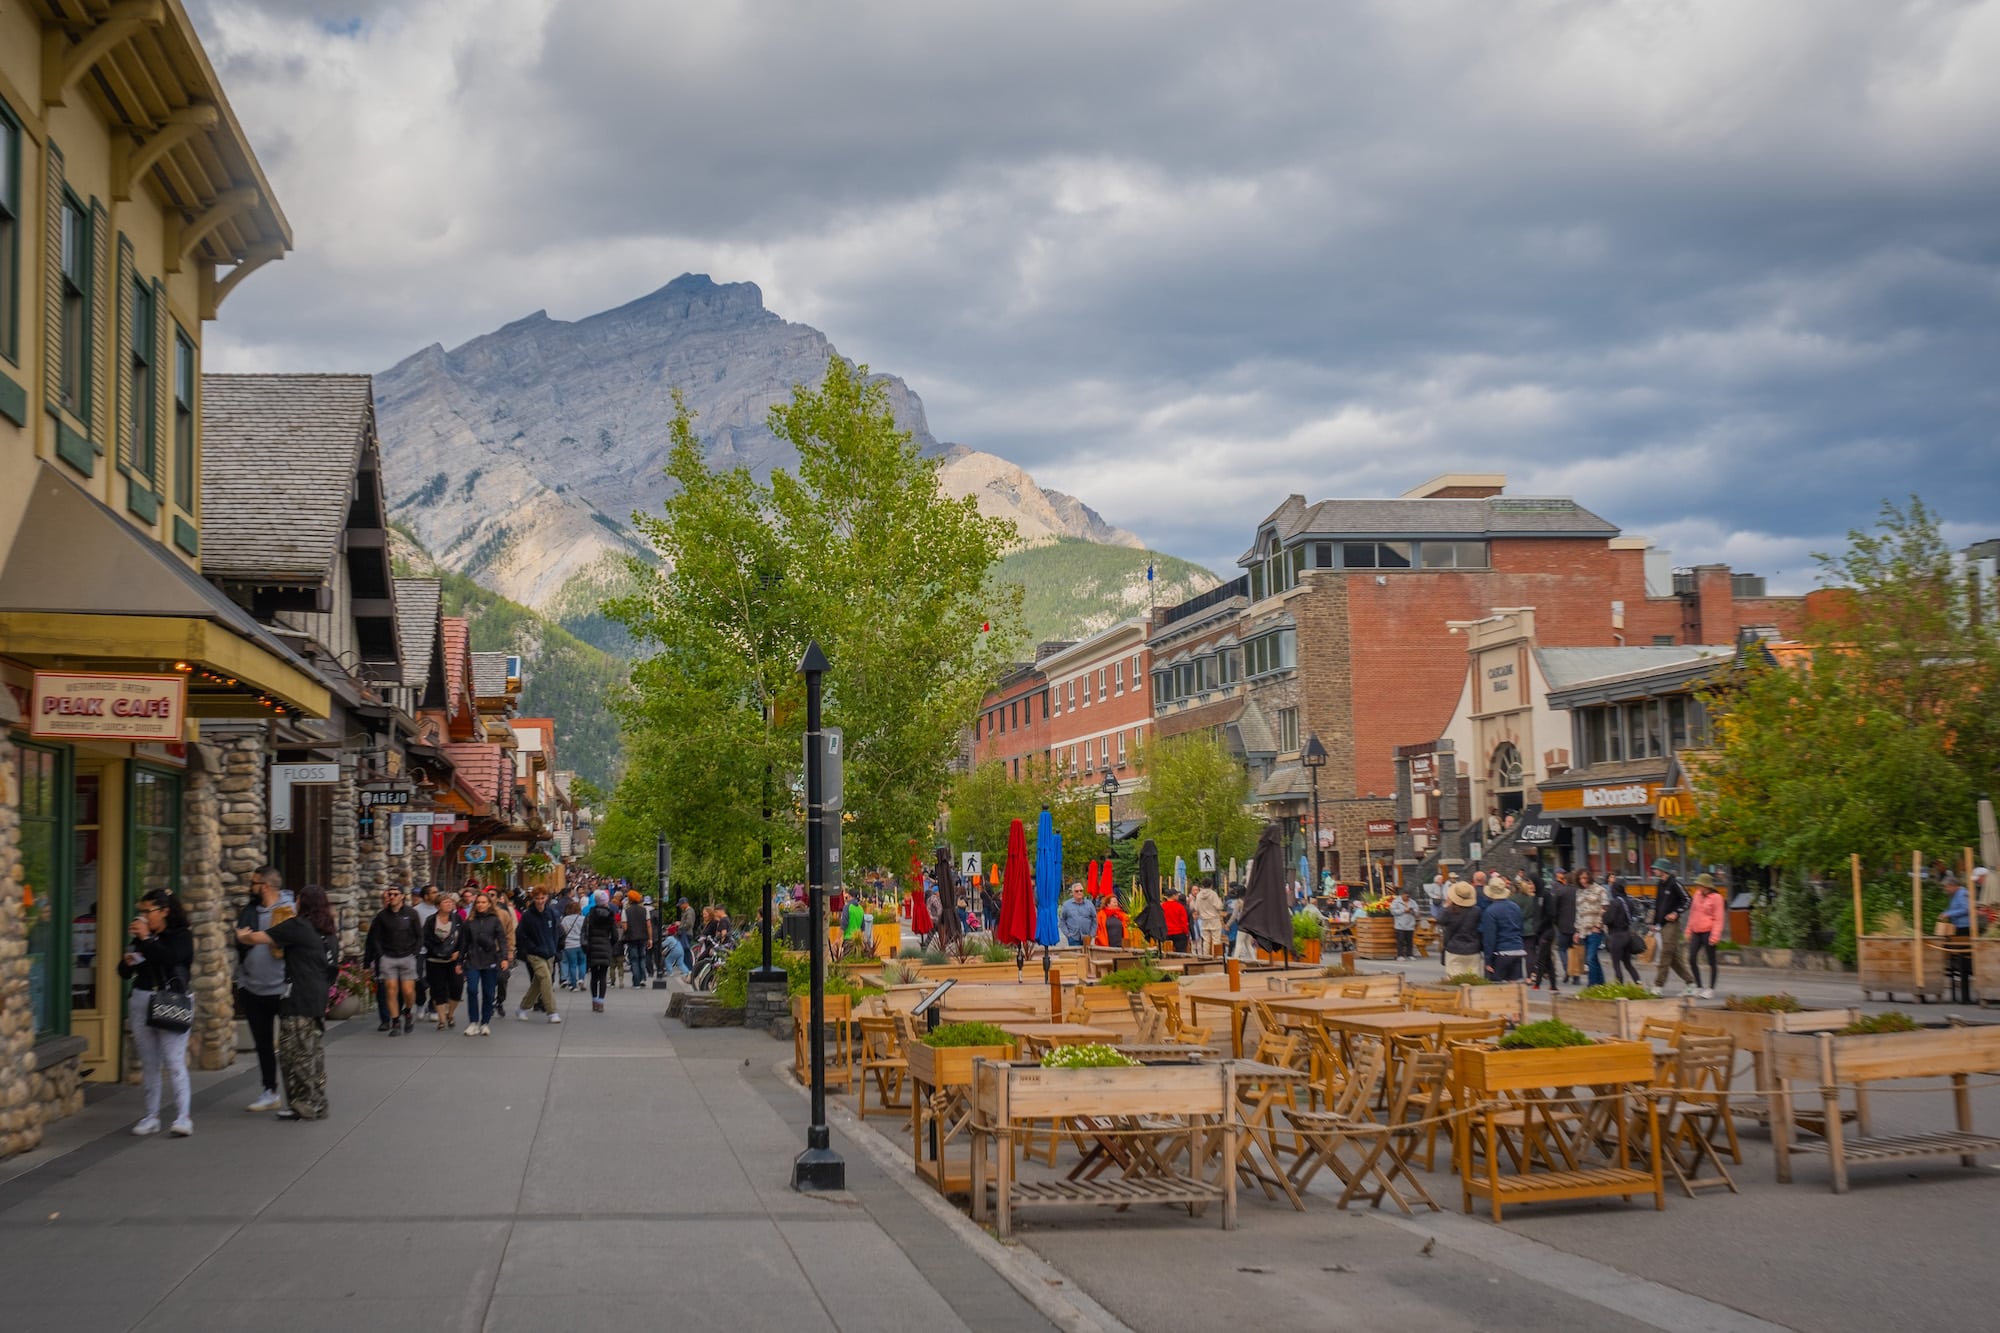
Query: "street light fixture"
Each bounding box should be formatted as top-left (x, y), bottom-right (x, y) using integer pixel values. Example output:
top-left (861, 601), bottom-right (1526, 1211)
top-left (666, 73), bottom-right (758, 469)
top-left (1302, 733), bottom-right (1327, 892)
top-left (1100, 772), bottom-right (1120, 867)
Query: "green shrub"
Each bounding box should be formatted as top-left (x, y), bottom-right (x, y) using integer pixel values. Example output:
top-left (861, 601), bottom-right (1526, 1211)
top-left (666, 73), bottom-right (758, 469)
top-left (920, 1021), bottom-right (1017, 1049)
top-left (1725, 993), bottom-right (1803, 1014)
top-left (1040, 1043), bottom-right (1137, 1069)
top-left (878, 960), bottom-right (920, 986)
top-left (1574, 982), bottom-right (1657, 1001)
top-left (1100, 964), bottom-right (1171, 992)
top-left (1497, 1020), bottom-right (1594, 1050)
top-left (898, 944), bottom-right (927, 959)
top-left (981, 941), bottom-right (1016, 962)
top-left (921, 947), bottom-right (950, 966)
top-left (1840, 1011), bottom-right (1922, 1035)
top-left (1292, 911), bottom-right (1323, 946)
top-left (1443, 972), bottom-right (1493, 987)
top-left (873, 908), bottom-right (898, 925)
top-left (713, 936), bottom-right (808, 1007)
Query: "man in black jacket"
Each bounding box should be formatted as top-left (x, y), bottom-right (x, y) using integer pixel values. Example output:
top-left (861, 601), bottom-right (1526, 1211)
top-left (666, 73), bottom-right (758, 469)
top-left (1650, 859), bottom-right (1698, 993)
top-left (515, 886), bottom-right (563, 1023)
top-left (365, 887), bottom-right (424, 1035)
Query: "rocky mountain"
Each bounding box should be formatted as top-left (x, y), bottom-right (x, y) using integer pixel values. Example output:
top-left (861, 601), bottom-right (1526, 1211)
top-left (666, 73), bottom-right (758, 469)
top-left (375, 274), bottom-right (1139, 611)
top-left (999, 540), bottom-right (1220, 644)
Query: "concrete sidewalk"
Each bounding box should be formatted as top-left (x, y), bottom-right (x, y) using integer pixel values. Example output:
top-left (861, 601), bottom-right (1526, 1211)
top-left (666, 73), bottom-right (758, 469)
top-left (0, 987), bottom-right (1055, 1333)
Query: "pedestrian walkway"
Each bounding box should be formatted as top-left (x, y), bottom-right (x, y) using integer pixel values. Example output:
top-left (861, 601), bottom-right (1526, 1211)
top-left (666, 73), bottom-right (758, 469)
top-left (0, 990), bottom-right (1054, 1333)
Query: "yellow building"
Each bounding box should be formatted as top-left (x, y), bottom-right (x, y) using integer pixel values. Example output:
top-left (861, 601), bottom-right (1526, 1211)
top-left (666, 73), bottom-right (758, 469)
top-left (0, 1), bottom-right (328, 1154)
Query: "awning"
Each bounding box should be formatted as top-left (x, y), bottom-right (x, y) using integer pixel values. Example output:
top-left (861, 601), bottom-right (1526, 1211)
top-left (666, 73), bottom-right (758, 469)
top-left (1514, 809), bottom-right (1561, 846)
top-left (1253, 763), bottom-right (1309, 803)
top-left (0, 461), bottom-right (329, 718)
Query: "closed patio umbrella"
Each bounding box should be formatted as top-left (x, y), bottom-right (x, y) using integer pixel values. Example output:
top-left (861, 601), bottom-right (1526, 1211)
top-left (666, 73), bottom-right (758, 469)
top-left (1240, 822), bottom-right (1294, 956)
top-left (1033, 808), bottom-right (1063, 974)
top-left (997, 818), bottom-right (1035, 972)
top-left (1134, 839), bottom-right (1169, 944)
top-left (1085, 859), bottom-right (1100, 902)
top-left (1174, 855), bottom-right (1187, 893)
top-left (932, 847), bottom-right (963, 951)
top-left (908, 852), bottom-right (933, 937)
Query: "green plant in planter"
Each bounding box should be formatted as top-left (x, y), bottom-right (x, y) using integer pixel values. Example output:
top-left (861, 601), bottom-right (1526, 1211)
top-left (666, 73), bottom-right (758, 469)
top-left (980, 941), bottom-right (1016, 963)
top-left (1840, 1011), bottom-right (1922, 1035)
top-left (521, 851), bottom-right (554, 877)
top-left (1040, 1043), bottom-right (1137, 1069)
top-left (1100, 964), bottom-right (1171, 992)
top-left (1292, 911), bottom-right (1323, 947)
top-left (1497, 1019), bottom-right (1595, 1050)
top-left (898, 944), bottom-right (927, 959)
top-left (921, 947), bottom-right (950, 966)
top-left (873, 908), bottom-right (898, 925)
top-left (1725, 993), bottom-right (1804, 1014)
top-left (1574, 982), bottom-right (1658, 1001)
top-left (1443, 972), bottom-right (1494, 987)
top-left (920, 1021), bottom-right (1017, 1049)
top-left (878, 960), bottom-right (920, 986)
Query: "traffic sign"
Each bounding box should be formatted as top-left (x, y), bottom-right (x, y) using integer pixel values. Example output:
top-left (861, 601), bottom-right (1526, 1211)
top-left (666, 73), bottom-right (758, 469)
top-left (1198, 848), bottom-right (1216, 873)
top-left (960, 851), bottom-right (982, 878)
top-left (822, 727), bottom-right (843, 812)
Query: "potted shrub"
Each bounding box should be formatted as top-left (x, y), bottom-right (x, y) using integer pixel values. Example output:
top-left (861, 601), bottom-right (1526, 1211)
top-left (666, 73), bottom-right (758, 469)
top-left (1291, 911), bottom-right (1324, 964)
top-left (872, 907), bottom-right (902, 957)
top-left (1351, 900), bottom-right (1400, 960)
top-left (1552, 982), bottom-right (1687, 1039)
top-left (327, 961), bottom-right (371, 1020)
top-left (908, 1021), bottom-right (1019, 1090)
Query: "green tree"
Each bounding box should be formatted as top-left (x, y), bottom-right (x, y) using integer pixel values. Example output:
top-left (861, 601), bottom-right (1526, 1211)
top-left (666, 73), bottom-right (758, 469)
top-left (603, 362), bottom-right (1022, 909)
top-left (1138, 732), bottom-right (1262, 879)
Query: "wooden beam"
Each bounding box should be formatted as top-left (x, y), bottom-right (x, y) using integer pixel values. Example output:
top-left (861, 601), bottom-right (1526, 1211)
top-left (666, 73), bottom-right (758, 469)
top-left (113, 102), bottom-right (217, 201)
top-left (352, 598), bottom-right (396, 620)
top-left (204, 242), bottom-right (283, 316)
top-left (41, 1), bottom-right (165, 108)
top-left (167, 185), bottom-right (257, 273)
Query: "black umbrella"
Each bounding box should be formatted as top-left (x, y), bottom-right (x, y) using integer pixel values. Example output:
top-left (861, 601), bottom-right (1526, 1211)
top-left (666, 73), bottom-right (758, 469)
top-left (932, 846), bottom-right (964, 951)
top-left (1134, 839), bottom-right (1169, 944)
top-left (1239, 822), bottom-right (1293, 956)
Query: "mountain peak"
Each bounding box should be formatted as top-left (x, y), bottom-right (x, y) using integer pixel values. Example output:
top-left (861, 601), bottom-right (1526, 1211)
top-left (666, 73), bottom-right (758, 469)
top-left (612, 273), bottom-right (768, 323)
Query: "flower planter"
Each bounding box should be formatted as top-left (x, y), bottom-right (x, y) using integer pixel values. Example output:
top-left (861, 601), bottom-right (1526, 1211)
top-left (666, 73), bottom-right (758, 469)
top-left (872, 923), bottom-right (902, 957)
top-left (1550, 994), bottom-right (1687, 1040)
top-left (327, 994), bottom-right (362, 1021)
top-left (1855, 935), bottom-right (1948, 1002)
top-left (1291, 938), bottom-right (1323, 964)
top-left (907, 1038), bottom-right (1018, 1092)
top-left (1692, 1004), bottom-right (1859, 1124)
top-left (1351, 916), bottom-right (1400, 960)
top-left (1972, 938), bottom-right (2000, 1005)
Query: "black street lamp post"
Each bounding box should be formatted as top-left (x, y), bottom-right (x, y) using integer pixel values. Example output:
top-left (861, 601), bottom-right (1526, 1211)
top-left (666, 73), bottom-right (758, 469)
top-left (1100, 772), bottom-right (1120, 866)
top-left (1302, 733), bottom-right (1327, 892)
top-left (792, 641), bottom-right (845, 1192)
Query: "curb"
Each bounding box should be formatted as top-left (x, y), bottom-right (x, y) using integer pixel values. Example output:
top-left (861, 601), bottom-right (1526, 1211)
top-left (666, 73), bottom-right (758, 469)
top-left (775, 1062), bottom-right (1136, 1333)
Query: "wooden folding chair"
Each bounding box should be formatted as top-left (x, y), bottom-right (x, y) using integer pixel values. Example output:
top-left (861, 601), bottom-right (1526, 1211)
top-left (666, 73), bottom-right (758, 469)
top-left (856, 1014), bottom-right (909, 1120)
top-left (1388, 1035), bottom-right (1458, 1171)
top-left (1148, 990), bottom-right (1215, 1049)
top-left (1282, 1041), bottom-right (1386, 1196)
top-left (1661, 1035), bottom-right (1740, 1195)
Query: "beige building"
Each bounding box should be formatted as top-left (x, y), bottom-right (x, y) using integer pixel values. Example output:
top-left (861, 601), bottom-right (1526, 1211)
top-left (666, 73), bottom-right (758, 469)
top-left (0, 3), bottom-right (310, 1155)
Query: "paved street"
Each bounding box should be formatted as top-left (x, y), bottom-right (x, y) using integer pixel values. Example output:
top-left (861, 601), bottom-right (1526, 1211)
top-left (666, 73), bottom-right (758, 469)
top-left (5, 961), bottom-right (1997, 1333)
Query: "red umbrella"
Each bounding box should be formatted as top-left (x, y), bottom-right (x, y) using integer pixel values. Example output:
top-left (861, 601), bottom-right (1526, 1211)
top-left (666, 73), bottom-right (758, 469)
top-left (997, 818), bottom-right (1035, 950)
top-left (908, 853), bottom-right (933, 935)
top-left (1085, 860), bottom-right (1100, 901)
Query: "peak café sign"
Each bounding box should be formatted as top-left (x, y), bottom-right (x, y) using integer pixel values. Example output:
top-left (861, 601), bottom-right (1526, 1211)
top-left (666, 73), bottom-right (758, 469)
top-left (31, 672), bottom-right (187, 742)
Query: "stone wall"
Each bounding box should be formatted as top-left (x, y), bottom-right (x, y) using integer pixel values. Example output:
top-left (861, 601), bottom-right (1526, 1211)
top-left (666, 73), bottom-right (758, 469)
top-left (0, 729), bottom-right (34, 1157)
top-left (216, 735), bottom-right (266, 912)
top-left (329, 768), bottom-right (360, 956)
top-left (181, 748), bottom-right (234, 1071)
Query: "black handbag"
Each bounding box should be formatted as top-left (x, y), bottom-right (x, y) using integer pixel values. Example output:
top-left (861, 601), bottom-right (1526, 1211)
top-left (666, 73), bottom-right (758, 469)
top-left (146, 972), bottom-right (195, 1033)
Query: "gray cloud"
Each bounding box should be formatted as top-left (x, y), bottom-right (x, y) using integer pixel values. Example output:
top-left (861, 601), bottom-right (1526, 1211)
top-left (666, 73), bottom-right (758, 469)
top-left (189, 0), bottom-right (2000, 586)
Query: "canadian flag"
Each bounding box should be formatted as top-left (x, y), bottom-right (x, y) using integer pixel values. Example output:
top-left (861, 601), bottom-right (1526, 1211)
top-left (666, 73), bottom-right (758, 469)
top-left (981, 620), bottom-right (990, 633)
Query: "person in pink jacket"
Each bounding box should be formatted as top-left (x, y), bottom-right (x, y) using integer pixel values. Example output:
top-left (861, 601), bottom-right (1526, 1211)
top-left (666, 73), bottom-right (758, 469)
top-left (1684, 874), bottom-right (1726, 997)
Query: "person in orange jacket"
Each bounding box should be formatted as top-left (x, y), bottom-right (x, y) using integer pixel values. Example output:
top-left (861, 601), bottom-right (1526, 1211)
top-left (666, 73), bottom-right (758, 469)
top-left (1095, 898), bottom-right (1130, 948)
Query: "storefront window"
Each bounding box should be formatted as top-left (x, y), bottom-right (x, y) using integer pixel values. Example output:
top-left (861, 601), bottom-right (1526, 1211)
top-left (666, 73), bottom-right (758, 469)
top-left (18, 744), bottom-right (68, 1036)
top-left (72, 774), bottom-right (100, 1014)
top-left (130, 766), bottom-right (181, 903)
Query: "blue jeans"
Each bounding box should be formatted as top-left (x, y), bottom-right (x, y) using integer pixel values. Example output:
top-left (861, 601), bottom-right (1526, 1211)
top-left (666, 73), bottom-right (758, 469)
top-left (662, 936), bottom-right (689, 976)
top-left (1584, 932), bottom-right (1605, 986)
top-left (561, 946), bottom-right (585, 986)
top-left (626, 943), bottom-right (649, 984)
top-left (467, 966), bottom-right (498, 1025)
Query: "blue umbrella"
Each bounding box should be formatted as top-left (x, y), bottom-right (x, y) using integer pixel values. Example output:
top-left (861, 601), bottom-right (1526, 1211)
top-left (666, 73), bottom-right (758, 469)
top-left (1174, 855), bottom-right (1187, 892)
top-left (1034, 808), bottom-right (1063, 939)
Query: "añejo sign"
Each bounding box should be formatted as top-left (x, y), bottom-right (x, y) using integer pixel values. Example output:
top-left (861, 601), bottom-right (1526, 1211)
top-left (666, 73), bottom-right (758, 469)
top-left (31, 672), bottom-right (185, 742)
top-left (1582, 784), bottom-right (1653, 809)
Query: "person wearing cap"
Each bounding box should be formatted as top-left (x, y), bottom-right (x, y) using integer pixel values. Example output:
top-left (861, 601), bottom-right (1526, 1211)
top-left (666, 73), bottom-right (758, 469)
top-left (1439, 881), bottom-right (1484, 976)
top-left (1940, 873), bottom-right (1973, 1004)
top-left (1479, 879), bottom-right (1526, 981)
top-left (1650, 859), bottom-right (1698, 994)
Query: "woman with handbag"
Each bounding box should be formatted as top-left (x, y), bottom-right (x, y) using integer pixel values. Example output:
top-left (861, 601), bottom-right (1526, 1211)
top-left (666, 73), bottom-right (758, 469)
top-left (425, 892), bottom-right (467, 1029)
top-left (119, 889), bottom-right (196, 1137)
top-left (239, 884), bottom-right (338, 1120)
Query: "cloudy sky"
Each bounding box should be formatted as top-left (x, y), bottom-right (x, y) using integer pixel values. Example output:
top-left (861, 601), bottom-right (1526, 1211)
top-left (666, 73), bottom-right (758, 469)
top-left (188, 0), bottom-right (1999, 586)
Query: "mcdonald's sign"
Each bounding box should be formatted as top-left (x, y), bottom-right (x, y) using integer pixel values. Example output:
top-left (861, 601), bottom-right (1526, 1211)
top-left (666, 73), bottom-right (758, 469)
top-left (1656, 791), bottom-right (1694, 821)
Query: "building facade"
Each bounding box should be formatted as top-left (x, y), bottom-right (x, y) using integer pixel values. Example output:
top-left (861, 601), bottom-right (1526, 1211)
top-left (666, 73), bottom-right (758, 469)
top-left (1041, 618), bottom-right (1150, 806)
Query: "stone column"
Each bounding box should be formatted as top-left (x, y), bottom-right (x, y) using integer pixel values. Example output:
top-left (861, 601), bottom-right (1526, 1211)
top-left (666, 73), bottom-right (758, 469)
top-left (181, 746), bottom-right (234, 1071)
top-left (0, 729), bottom-right (35, 1158)
top-left (330, 767), bottom-right (360, 956)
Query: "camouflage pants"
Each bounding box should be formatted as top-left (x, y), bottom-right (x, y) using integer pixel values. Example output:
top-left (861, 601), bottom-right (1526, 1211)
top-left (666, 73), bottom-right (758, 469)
top-left (278, 1016), bottom-right (328, 1119)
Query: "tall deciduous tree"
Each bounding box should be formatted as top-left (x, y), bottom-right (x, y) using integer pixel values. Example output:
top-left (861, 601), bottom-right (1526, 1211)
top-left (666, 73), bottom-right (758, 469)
top-left (1139, 732), bottom-right (1263, 879)
top-left (600, 362), bottom-right (1022, 912)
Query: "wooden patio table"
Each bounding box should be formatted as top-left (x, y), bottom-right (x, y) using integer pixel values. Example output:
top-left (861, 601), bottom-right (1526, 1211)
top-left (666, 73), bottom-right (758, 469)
top-left (1187, 990), bottom-right (1264, 1058)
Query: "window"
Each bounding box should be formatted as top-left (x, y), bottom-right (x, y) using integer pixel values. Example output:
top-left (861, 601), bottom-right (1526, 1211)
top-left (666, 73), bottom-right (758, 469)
top-left (1117, 731), bottom-right (1127, 764)
top-left (1066, 681), bottom-right (1074, 710)
top-left (0, 100), bottom-right (19, 365)
top-left (1416, 541), bottom-right (1489, 569)
top-left (1244, 629), bottom-right (1297, 678)
top-left (127, 277), bottom-right (157, 483)
top-left (58, 193), bottom-right (91, 418)
top-left (1010, 700), bottom-right (1019, 729)
top-left (1626, 702), bottom-right (1650, 760)
top-left (172, 330), bottom-right (196, 510)
top-left (17, 743), bottom-right (68, 1037)
top-left (1153, 671), bottom-right (1170, 705)
top-left (1078, 743), bottom-right (1089, 773)
top-left (1315, 542), bottom-right (1334, 569)
top-left (1041, 689), bottom-right (1049, 720)
top-left (974, 715), bottom-right (982, 741)
top-left (1082, 674), bottom-right (1092, 706)
top-left (1114, 661), bottom-right (1124, 694)
top-left (1130, 653), bottom-right (1140, 685)
top-left (1652, 634), bottom-right (1676, 646)
top-left (1218, 647), bottom-right (1240, 685)
top-left (1667, 697), bottom-right (1688, 752)
top-left (1277, 707), bottom-right (1300, 753)
top-left (1099, 735), bottom-right (1109, 765)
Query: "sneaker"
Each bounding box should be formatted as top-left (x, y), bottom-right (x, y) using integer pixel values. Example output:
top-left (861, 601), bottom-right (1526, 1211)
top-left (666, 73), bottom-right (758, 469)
top-left (377, 1020), bottom-right (392, 1032)
top-left (548, 1013), bottom-right (562, 1024)
top-left (465, 1023), bottom-right (480, 1037)
top-left (275, 1109), bottom-right (304, 1122)
top-left (132, 1116), bottom-right (162, 1136)
top-left (248, 1090), bottom-right (282, 1113)
top-left (593, 999), bottom-right (604, 1013)
top-left (403, 1013), bottom-right (415, 1034)
top-left (1700, 987), bottom-right (1715, 999)
top-left (518, 1009), bottom-right (533, 1021)
top-left (494, 1004), bottom-right (506, 1018)
top-left (169, 1119), bottom-right (194, 1137)
top-left (387, 1023), bottom-right (400, 1037)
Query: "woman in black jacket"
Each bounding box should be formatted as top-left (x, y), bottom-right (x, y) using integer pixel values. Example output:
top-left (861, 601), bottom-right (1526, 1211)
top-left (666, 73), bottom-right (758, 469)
top-left (425, 892), bottom-right (466, 1030)
top-left (584, 889), bottom-right (620, 1012)
top-left (118, 889), bottom-right (195, 1137)
top-left (1437, 881), bottom-right (1485, 977)
top-left (1603, 880), bottom-right (1644, 985)
top-left (239, 884), bottom-right (337, 1120)
top-left (462, 891), bottom-right (512, 1035)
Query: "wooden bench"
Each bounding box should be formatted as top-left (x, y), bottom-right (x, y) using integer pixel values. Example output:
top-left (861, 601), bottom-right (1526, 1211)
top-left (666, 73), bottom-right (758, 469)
top-left (1769, 1024), bottom-right (2000, 1192)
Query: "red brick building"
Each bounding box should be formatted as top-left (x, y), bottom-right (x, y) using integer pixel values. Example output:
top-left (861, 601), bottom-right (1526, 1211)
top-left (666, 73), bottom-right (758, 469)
top-left (1148, 474), bottom-right (1804, 882)
top-left (1040, 619), bottom-right (1151, 811)
top-left (970, 653), bottom-right (1056, 779)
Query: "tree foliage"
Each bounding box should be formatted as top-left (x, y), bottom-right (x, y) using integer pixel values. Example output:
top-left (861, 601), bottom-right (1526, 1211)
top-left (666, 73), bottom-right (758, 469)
top-left (946, 758), bottom-right (1112, 885)
top-left (1138, 731), bottom-right (1263, 880)
top-left (597, 360), bottom-right (1023, 912)
top-left (1682, 498), bottom-right (1996, 898)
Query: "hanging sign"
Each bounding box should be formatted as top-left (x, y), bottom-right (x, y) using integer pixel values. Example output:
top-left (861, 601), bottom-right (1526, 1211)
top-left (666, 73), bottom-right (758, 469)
top-left (270, 762), bottom-right (341, 831)
top-left (31, 672), bottom-right (185, 742)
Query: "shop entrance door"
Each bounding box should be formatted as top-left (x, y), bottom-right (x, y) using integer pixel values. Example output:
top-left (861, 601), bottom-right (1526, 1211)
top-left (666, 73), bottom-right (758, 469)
top-left (68, 761), bottom-right (123, 1081)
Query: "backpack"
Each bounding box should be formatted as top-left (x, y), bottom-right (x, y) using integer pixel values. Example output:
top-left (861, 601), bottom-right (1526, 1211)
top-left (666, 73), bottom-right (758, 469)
top-left (1104, 913), bottom-right (1125, 948)
top-left (1603, 895), bottom-right (1630, 932)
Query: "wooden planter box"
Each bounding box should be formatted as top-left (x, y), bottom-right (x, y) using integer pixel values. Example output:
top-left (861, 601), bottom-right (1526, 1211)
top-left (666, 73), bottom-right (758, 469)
top-left (907, 1038), bottom-right (1017, 1091)
top-left (1551, 994), bottom-right (1687, 1040)
top-left (968, 1060), bottom-right (1236, 1236)
top-left (872, 923), bottom-right (901, 957)
top-left (1768, 1025), bottom-right (2000, 1192)
top-left (1408, 980), bottom-right (1529, 1021)
top-left (1693, 1004), bottom-right (1859, 1125)
top-left (1453, 1040), bottom-right (1663, 1220)
top-left (1970, 938), bottom-right (2000, 1005)
top-left (1855, 935), bottom-right (1948, 1002)
top-left (1352, 916), bottom-right (1400, 960)
top-left (1292, 938), bottom-right (1323, 964)
top-left (907, 1038), bottom-right (1015, 1197)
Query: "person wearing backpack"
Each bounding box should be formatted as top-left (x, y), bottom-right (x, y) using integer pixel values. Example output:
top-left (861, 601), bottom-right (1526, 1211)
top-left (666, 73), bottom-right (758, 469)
top-left (1603, 881), bottom-right (1644, 985)
top-left (237, 884), bottom-right (337, 1121)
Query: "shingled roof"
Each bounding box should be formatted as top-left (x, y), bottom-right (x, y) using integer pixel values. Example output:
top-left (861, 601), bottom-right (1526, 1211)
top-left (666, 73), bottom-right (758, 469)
top-left (1240, 493), bottom-right (1618, 565)
top-left (200, 374), bottom-right (376, 582)
top-left (394, 578), bottom-right (442, 690)
top-left (471, 651), bottom-right (511, 699)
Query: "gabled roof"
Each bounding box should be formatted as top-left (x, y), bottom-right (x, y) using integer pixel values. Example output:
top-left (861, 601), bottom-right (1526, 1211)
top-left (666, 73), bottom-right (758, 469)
top-left (442, 617), bottom-right (470, 719)
top-left (199, 374), bottom-right (376, 582)
top-left (1534, 645), bottom-right (1730, 692)
top-left (442, 742), bottom-right (505, 809)
top-left (1241, 494), bottom-right (1618, 565)
top-left (394, 578), bottom-right (441, 690)
top-left (471, 651), bottom-right (510, 700)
